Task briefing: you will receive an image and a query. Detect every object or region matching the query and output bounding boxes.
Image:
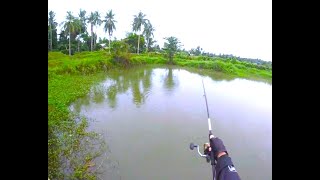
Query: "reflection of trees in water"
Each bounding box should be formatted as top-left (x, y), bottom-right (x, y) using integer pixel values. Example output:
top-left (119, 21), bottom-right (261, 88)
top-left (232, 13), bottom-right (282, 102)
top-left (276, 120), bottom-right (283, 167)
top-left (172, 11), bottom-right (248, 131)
top-left (163, 67), bottom-right (180, 92)
top-left (131, 69), bottom-right (153, 107)
top-left (129, 69), bottom-right (144, 107)
top-left (186, 67), bottom-right (236, 82)
top-left (81, 67), bottom-right (154, 108)
top-left (71, 66), bottom-right (250, 112)
top-left (72, 92), bottom-right (93, 114)
top-left (115, 76), bottom-right (130, 93)
top-left (164, 68), bottom-right (174, 90)
top-left (184, 66), bottom-right (271, 85)
top-left (142, 69), bottom-right (152, 93)
top-left (106, 85), bottom-right (117, 108)
top-left (92, 85), bottom-right (106, 104)
top-left (75, 65), bottom-right (256, 110)
top-left (132, 82), bottom-right (144, 107)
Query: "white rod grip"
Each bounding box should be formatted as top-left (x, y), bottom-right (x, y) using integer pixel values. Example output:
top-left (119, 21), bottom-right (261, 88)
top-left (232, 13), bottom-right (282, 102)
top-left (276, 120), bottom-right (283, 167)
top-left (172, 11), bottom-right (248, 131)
top-left (208, 118), bottom-right (212, 131)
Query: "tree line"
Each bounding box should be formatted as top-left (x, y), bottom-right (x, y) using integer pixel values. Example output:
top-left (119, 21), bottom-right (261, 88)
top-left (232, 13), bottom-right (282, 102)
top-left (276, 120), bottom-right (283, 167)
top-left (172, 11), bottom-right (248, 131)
top-left (48, 10), bottom-right (271, 66)
top-left (48, 10), bottom-right (157, 55)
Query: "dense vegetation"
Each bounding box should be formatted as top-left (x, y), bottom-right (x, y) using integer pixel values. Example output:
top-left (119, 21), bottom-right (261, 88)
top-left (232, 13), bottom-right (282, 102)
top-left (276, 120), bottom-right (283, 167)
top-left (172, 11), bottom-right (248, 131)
top-left (48, 9), bottom-right (272, 179)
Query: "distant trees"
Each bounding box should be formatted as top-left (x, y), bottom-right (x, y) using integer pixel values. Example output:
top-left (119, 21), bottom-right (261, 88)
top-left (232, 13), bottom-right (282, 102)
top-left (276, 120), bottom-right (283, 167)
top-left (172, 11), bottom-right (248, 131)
top-left (189, 46), bottom-right (202, 56)
top-left (61, 11), bottom-right (80, 56)
top-left (48, 10), bottom-right (271, 66)
top-left (143, 20), bottom-right (155, 53)
top-left (48, 11), bottom-right (58, 51)
top-left (163, 36), bottom-right (181, 64)
top-left (87, 11), bottom-right (102, 51)
top-left (124, 33), bottom-right (145, 53)
top-left (103, 10), bottom-right (116, 54)
top-left (77, 9), bottom-right (87, 52)
top-left (132, 11), bottom-right (147, 54)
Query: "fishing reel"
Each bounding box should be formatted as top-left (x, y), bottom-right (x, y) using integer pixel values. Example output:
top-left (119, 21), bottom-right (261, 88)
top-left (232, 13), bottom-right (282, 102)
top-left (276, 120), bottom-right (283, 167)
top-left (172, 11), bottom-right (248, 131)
top-left (189, 142), bottom-right (211, 163)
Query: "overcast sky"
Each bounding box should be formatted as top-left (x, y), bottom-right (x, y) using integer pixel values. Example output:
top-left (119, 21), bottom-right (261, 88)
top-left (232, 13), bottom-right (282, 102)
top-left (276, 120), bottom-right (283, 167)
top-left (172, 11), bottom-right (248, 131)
top-left (48, 0), bottom-right (272, 62)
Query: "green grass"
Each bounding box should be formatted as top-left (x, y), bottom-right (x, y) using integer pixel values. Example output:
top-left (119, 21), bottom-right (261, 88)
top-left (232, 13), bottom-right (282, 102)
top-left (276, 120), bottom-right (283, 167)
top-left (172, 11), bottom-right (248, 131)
top-left (49, 52), bottom-right (113, 179)
top-left (174, 58), bottom-right (272, 80)
top-left (48, 73), bottom-right (108, 179)
top-left (131, 53), bottom-right (272, 81)
top-left (49, 51), bottom-right (271, 81)
top-left (48, 50), bottom-right (272, 179)
top-left (48, 51), bottom-right (114, 77)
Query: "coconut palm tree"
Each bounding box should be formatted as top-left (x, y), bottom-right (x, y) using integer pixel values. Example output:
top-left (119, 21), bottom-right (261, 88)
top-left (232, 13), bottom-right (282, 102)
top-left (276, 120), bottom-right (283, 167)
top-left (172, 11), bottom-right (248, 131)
top-left (87, 11), bottom-right (102, 51)
top-left (61, 11), bottom-right (80, 56)
top-left (132, 11), bottom-right (148, 54)
top-left (143, 20), bottom-right (155, 53)
top-left (77, 9), bottom-right (87, 52)
top-left (48, 11), bottom-right (57, 51)
top-left (103, 10), bottom-right (117, 54)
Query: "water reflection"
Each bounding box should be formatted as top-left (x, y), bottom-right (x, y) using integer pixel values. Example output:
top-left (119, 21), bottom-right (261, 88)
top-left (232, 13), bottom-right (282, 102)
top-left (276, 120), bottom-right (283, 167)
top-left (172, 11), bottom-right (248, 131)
top-left (72, 67), bottom-right (154, 111)
top-left (163, 68), bottom-right (178, 92)
top-left (92, 85), bottom-right (106, 104)
top-left (106, 85), bottom-right (117, 108)
top-left (72, 92), bottom-right (92, 113)
top-left (185, 66), bottom-right (271, 85)
top-left (71, 65), bottom-right (270, 113)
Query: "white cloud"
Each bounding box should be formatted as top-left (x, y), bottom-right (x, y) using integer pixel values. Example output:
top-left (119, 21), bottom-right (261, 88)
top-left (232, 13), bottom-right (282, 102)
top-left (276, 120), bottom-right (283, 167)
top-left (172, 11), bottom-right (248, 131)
top-left (48, 0), bottom-right (272, 61)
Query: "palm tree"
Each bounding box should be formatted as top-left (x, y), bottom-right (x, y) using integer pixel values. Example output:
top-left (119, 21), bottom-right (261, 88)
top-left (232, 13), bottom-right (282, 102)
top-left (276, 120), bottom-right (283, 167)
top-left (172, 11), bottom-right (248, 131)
top-left (48, 11), bottom-right (56, 51)
top-left (132, 11), bottom-right (147, 54)
top-left (61, 11), bottom-right (80, 56)
top-left (103, 10), bottom-right (117, 54)
top-left (74, 18), bottom-right (83, 52)
top-left (143, 20), bottom-right (155, 53)
top-left (87, 11), bottom-right (102, 51)
top-left (77, 9), bottom-right (87, 52)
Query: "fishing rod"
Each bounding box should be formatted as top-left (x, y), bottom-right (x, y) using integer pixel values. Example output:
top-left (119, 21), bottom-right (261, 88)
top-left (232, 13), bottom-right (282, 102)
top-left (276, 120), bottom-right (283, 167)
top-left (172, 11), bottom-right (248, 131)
top-left (189, 79), bottom-right (216, 180)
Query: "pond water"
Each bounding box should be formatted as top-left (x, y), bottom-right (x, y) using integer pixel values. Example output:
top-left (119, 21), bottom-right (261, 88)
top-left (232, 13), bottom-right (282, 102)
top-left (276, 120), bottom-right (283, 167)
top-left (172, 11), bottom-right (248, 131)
top-left (70, 65), bottom-right (272, 180)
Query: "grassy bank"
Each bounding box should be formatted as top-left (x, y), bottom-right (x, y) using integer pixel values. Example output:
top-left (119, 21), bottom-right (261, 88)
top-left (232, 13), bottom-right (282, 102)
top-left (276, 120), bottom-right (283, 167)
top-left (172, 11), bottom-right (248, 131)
top-left (48, 50), bottom-right (271, 179)
top-left (49, 51), bottom-right (271, 80)
top-left (48, 52), bottom-right (111, 179)
top-left (49, 73), bottom-right (108, 179)
top-left (131, 53), bottom-right (272, 81)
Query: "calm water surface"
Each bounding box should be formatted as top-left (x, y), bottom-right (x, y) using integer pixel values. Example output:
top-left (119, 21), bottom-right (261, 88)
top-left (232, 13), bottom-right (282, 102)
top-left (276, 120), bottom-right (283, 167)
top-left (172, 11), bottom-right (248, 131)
top-left (70, 66), bottom-right (272, 180)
